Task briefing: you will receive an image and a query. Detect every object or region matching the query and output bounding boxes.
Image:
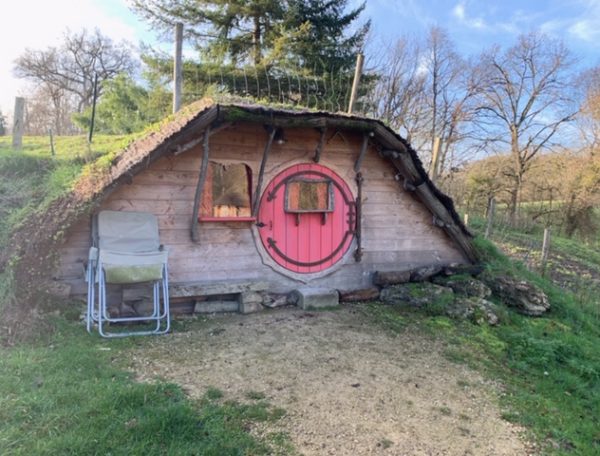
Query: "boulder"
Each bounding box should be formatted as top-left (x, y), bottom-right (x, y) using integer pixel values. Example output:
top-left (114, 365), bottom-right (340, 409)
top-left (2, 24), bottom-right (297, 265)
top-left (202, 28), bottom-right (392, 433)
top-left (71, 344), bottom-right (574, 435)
top-left (441, 263), bottom-right (485, 277)
top-left (447, 297), bottom-right (500, 325)
top-left (432, 276), bottom-right (491, 298)
top-left (380, 283), bottom-right (454, 308)
top-left (484, 275), bottom-right (550, 316)
top-left (409, 265), bottom-right (443, 282)
top-left (373, 270), bottom-right (411, 286)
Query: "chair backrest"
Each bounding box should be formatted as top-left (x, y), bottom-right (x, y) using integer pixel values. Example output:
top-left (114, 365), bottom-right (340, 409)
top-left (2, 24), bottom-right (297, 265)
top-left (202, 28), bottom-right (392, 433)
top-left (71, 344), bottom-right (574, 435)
top-left (96, 211), bottom-right (160, 253)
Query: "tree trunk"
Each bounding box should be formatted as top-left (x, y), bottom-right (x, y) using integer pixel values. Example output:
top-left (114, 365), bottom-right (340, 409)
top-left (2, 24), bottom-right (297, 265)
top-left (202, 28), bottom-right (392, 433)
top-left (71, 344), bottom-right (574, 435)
top-left (253, 15), bottom-right (261, 65)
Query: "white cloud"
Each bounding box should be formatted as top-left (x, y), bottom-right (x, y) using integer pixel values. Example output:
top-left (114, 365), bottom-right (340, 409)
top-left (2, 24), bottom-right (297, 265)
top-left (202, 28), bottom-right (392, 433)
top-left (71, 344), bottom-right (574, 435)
top-left (0, 0), bottom-right (139, 116)
top-left (451, 1), bottom-right (488, 30)
top-left (452, 2), bottom-right (466, 21)
top-left (569, 19), bottom-right (600, 41)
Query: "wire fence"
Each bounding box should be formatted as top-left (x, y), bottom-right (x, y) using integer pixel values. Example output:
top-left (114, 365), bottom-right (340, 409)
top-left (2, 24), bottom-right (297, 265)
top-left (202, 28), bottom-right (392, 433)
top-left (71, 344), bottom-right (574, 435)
top-left (178, 63), bottom-right (370, 113)
top-left (464, 209), bottom-right (600, 321)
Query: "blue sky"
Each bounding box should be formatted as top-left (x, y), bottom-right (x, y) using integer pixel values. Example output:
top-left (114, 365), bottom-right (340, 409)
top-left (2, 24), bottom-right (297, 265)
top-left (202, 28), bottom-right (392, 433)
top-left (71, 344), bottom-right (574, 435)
top-left (2, 0), bottom-right (599, 117)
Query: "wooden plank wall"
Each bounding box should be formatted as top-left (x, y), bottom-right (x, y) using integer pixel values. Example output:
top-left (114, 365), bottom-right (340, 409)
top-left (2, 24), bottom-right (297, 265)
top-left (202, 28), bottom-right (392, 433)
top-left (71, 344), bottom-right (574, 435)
top-left (56, 123), bottom-right (467, 296)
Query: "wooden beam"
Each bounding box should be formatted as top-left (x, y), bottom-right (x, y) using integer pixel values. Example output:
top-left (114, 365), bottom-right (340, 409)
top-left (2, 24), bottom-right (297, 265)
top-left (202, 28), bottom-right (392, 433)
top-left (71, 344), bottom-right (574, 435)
top-left (174, 122), bottom-right (233, 155)
top-left (354, 172), bottom-right (364, 262)
top-left (313, 127), bottom-right (327, 163)
top-left (191, 127), bottom-right (211, 243)
top-left (252, 127), bottom-right (276, 216)
top-left (353, 133), bottom-right (371, 172)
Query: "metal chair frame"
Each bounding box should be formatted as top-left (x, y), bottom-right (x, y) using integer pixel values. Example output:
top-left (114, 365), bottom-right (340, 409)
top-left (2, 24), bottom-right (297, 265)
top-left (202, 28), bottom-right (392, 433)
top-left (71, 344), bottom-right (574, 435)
top-left (86, 212), bottom-right (171, 338)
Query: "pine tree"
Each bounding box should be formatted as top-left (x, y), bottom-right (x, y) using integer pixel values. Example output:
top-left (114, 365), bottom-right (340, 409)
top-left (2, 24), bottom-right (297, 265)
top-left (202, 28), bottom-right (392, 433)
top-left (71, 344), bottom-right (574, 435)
top-left (283, 0), bottom-right (369, 73)
top-left (132, 0), bottom-right (285, 65)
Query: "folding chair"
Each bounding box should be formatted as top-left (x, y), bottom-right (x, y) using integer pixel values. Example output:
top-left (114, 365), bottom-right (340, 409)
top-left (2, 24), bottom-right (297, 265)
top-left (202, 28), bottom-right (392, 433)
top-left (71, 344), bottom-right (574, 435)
top-left (86, 210), bottom-right (170, 337)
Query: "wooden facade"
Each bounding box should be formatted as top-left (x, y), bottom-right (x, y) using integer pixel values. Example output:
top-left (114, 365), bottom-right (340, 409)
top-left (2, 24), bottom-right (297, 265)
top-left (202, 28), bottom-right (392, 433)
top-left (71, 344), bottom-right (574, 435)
top-left (55, 117), bottom-right (470, 300)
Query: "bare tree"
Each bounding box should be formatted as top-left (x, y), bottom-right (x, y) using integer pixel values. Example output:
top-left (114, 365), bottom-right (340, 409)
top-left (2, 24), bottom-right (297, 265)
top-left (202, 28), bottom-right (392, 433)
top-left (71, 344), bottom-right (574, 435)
top-left (23, 85), bottom-right (79, 136)
top-left (424, 27), bottom-right (481, 176)
top-left (370, 27), bottom-right (480, 174)
top-left (14, 28), bottom-right (137, 113)
top-left (472, 32), bottom-right (577, 222)
top-left (369, 36), bottom-right (428, 148)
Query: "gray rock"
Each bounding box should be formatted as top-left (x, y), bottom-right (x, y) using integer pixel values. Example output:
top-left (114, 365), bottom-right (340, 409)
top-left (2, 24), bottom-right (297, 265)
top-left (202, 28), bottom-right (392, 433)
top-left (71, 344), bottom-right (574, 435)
top-left (380, 283), bottom-right (454, 308)
top-left (239, 291), bottom-right (264, 314)
top-left (262, 294), bottom-right (289, 308)
top-left (447, 297), bottom-right (500, 325)
top-left (483, 275), bottom-right (550, 316)
top-left (433, 276), bottom-right (491, 298)
top-left (291, 287), bottom-right (339, 310)
top-left (409, 265), bottom-right (443, 282)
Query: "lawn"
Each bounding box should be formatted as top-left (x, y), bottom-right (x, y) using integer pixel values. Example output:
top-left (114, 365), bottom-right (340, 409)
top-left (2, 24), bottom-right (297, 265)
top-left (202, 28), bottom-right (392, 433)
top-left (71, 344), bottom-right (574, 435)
top-left (0, 319), bottom-right (290, 455)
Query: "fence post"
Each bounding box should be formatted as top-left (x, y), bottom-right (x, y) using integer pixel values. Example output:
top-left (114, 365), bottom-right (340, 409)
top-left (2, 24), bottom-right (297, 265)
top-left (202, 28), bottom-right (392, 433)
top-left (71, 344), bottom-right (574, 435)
top-left (12, 97), bottom-right (25, 150)
top-left (541, 227), bottom-right (551, 276)
top-left (173, 22), bottom-right (183, 114)
top-left (347, 53), bottom-right (364, 114)
top-left (429, 136), bottom-right (441, 182)
top-left (48, 128), bottom-right (55, 156)
top-left (484, 197), bottom-right (495, 239)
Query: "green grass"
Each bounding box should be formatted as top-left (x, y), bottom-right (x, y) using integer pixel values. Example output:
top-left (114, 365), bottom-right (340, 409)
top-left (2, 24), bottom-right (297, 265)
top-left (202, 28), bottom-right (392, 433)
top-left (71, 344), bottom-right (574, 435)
top-left (364, 237), bottom-right (600, 455)
top-left (0, 318), bottom-right (290, 455)
top-left (0, 135), bottom-right (135, 245)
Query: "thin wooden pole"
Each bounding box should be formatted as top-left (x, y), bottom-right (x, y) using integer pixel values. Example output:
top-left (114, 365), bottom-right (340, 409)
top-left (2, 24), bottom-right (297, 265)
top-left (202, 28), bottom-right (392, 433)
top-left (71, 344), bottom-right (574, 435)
top-left (429, 136), bottom-right (441, 182)
top-left (88, 73), bottom-right (98, 144)
top-left (484, 197), bottom-right (495, 239)
top-left (48, 128), bottom-right (55, 156)
top-left (12, 97), bottom-right (25, 150)
top-left (173, 22), bottom-right (183, 114)
top-left (347, 53), bottom-right (364, 114)
top-left (191, 127), bottom-right (210, 243)
top-left (541, 227), bottom-right (551, 276)
top-left (313, 127), bottom-right (327, 163)
top-left (252, 127), bottom-right (277, 216)
top-left (354, 133), bottom-right (370, 172)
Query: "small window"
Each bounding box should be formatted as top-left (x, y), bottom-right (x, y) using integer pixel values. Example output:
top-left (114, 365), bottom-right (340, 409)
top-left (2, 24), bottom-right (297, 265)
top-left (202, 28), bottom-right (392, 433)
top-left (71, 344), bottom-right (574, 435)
top-left (285, 179), bottom-right (334, 213)
top-left (200, 162), bottom-right (253, 220)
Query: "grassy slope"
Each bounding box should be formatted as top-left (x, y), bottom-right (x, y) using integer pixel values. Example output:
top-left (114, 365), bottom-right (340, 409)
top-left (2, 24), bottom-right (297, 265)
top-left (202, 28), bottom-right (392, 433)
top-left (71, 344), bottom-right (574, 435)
top-left (0, 135), bottom-right (134, 246)
top-left (366, 236), bottom-right (600, 455)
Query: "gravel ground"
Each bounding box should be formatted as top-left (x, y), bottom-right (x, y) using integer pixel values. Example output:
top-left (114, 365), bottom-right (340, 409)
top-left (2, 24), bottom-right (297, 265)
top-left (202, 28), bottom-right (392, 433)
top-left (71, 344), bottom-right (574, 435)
top-left (129, 306), bottom-right (531, 455)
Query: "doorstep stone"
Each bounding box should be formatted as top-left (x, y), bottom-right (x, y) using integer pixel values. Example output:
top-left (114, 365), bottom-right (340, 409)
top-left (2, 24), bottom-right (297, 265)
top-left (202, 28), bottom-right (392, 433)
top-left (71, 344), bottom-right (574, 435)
top-left (290, 287), bottom-right (339, 310)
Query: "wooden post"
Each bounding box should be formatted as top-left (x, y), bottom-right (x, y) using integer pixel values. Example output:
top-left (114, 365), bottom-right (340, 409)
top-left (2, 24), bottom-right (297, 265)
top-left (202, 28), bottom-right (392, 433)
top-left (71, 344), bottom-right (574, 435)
top-left (429, 136), bottom-right (441, 182)
top-left (463, 213), bottom-right (469, 227)
top-left (347, 53), bottom-right (364, 115)
top-left (191, 127), bottom-right (210, 243)
top-left (12, 97), bottom-right (25, 149)
top-left (88, 73), bottom-right (98, 144)
top-left (541, 227), bottom-right (551, 276)
top-left (173, 22), bottom-right (183, 114)
top-left (484, 197), bottom-right (495, 239)
top-left (252, 127), bottom-right (277, 216)
top-left (48, 128), bottom-right (55, 156)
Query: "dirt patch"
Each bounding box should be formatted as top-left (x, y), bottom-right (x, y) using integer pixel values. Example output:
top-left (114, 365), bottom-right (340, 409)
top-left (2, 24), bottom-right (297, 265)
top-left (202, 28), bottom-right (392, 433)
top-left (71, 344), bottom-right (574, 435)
top-left (129, 306), bottom-right (530, 455)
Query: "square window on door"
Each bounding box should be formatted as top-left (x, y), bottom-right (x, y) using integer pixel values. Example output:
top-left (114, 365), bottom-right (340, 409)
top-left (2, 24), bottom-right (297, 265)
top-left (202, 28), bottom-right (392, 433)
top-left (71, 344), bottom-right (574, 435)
top-left (285, 179), bottom-right (334, 213)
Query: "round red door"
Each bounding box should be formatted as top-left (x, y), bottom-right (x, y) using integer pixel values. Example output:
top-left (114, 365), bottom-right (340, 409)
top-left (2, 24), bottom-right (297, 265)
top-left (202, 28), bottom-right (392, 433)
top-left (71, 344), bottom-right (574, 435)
top-left (257, 163), bottom-right (355, 273)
